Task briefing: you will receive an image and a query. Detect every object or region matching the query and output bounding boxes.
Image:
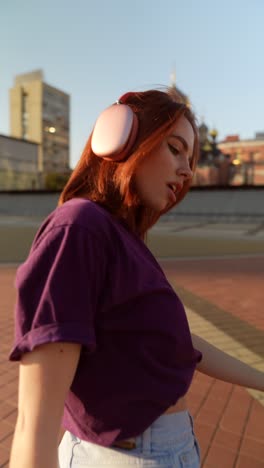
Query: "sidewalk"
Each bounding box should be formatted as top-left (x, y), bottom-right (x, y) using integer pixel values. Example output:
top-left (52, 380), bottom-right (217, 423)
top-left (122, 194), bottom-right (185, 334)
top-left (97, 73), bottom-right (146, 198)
top-left (0, 257), bottom-right (263, 467)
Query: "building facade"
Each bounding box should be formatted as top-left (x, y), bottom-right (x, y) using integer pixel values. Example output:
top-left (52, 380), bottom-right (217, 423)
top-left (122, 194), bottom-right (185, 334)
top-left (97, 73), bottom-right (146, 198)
top-left (9, 70), bottom-right (70, 180)
top-left (191, 124), bottom-right (232, 186)
top-left (218, 134), bottom-right (264, 185)
top-left (0, 135), bottom-right (39, 190)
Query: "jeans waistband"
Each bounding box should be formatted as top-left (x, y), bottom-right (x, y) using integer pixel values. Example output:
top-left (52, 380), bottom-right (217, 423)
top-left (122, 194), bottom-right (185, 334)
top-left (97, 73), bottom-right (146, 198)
top-left (58, 411), bottom-right (201, 466)
top-left (132, 410), bottom-right (194, 455)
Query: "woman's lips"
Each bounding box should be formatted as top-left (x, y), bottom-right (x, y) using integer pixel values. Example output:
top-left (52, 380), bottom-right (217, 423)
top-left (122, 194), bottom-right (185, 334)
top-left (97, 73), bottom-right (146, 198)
top-left (167, 186), bottom-right (177, 203)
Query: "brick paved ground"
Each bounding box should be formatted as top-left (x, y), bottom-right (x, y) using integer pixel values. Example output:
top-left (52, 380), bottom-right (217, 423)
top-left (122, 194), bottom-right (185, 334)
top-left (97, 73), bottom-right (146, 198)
top-left (160, 257), bottom-right (264, 467)
top-left (0, 259), bottom-right (264, 467)
top-left (160, 256), bottom-right (264, 331)
top-left (0, 267), bottom-right (18, 468)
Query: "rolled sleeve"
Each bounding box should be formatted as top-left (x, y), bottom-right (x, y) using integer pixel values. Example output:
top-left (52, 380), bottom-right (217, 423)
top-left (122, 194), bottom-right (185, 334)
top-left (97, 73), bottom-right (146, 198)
top-left (9, 225), bottom-right (106, 361)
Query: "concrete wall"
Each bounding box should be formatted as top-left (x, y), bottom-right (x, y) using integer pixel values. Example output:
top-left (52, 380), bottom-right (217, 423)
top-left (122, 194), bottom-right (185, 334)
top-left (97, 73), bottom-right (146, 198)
top-left (0, 191), bottom-right (60, 217)
top-left (0, 187), bottom-right (263, 221)
top-left (0, 188), bottom-right (263, 263)
top-left (164, 187), bottom-right (264, 222)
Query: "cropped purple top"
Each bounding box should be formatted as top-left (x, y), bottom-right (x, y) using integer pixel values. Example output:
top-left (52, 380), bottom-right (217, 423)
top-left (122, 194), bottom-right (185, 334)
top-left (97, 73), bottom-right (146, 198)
top-left (9, 198), bottom-right (202, 446)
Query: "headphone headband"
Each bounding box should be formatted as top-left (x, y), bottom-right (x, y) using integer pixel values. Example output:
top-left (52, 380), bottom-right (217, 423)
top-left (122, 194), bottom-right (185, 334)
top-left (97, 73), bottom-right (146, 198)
top-left (118, 92), bottom-right (136, 104)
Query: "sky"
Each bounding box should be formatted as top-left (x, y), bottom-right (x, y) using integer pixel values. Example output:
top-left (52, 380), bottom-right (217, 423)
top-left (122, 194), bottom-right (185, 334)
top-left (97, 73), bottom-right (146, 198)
top-left (1, 0), bottom-right (264, 168)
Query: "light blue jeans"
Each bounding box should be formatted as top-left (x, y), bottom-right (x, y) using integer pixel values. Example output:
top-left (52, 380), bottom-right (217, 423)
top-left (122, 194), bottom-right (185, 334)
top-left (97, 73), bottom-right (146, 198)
top-left (58, 410), bottom-right (201, 467)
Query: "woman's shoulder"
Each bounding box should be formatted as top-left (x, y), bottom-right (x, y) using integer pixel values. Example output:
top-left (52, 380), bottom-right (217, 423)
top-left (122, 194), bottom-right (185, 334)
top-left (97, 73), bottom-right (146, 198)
top-left (52, 198), bottom-right (111, 229)
top-left (30, 198), bottom-right (140, 262)
top-left (30, 198), bottom-right (117, 252)
top-left (43, 198), bottom-right (115, 235)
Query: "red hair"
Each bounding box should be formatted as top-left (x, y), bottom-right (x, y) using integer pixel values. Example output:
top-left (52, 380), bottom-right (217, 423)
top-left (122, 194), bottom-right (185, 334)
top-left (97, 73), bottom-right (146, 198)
top-left (59, 88), bottom-right (199, 239)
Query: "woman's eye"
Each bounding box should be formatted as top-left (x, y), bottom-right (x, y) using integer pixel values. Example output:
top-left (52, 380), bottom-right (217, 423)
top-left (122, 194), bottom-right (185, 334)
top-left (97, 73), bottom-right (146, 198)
top-left (168, 143), bottom-right (179, 156)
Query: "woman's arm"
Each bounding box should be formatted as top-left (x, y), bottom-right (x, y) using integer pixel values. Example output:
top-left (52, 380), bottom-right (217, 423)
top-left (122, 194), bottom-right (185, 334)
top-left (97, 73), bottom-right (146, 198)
top-left (9, 341), bottom-right (81, 468)
top-left (192, 333), bottom-right (264, 391)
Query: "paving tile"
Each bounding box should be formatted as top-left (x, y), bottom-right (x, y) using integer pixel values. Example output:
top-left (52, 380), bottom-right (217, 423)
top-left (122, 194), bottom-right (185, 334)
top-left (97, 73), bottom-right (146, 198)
top-left (3, 408), bottom-right (17, 426)
top-left (0, 419), bottom-right (14, 442)
top-left (236, 454), bottom-right (264, 468)
top-left (207, 379), bottom-right (233, 401)
top-left (1, 431), bottom-right (14, 451)
top-left (0, 382), bottom-right (18, 400)
top-left (212, 428), bottom-right (241, 452)
top-left (240, 436), bottom-right (264, 462)
top-left (189, 378), bottom-right (214, 398)
top-left (191, 421), bottom-right (216, 464)
top-left (204, 443), bottom-right (237, 467)
top-left (0, 444), bottom-right (10, 467)
top-left (0, 401), bottom-right (16, 419)
top-left (160, 256), bottom-right (264, 331)
top-left (186, 397), bottom-right (202, 416)
top-left (196, 406), bottom-right (223, 427)
top-left (244, 400), bottom-right (264, 441)
top-left (220, 400), bottom-right (251, 436)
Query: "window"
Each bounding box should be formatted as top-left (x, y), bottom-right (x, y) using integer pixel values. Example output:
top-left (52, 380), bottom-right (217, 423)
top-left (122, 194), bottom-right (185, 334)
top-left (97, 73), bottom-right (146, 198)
top-left (21, 90), bottom-right (28, 139)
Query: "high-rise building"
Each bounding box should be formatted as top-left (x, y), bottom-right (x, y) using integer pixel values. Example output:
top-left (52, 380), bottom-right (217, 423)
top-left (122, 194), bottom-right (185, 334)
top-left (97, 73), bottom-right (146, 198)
top-left (9, 70), bottom-right (70, 177)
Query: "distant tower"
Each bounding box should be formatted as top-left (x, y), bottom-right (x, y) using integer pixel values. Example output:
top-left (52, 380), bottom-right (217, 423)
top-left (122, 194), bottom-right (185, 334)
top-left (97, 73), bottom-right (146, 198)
top-left (199, 119), bottom-right (209, 144)
top-left (170, 68), bottom-right (177, 88)
top-left (9, 70), bottom-right (70, 175)
top-left (169, 67), bottom-right (191, 108)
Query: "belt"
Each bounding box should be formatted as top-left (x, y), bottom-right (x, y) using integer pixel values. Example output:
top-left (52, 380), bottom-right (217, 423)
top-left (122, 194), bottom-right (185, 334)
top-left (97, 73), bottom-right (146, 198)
top-left (112, 438), bottom-right (137, 450)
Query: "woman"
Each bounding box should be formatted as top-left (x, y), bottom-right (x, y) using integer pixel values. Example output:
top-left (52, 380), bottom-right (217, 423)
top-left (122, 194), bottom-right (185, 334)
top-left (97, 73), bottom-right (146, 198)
top-left (8, 89), bottom-right (264, 468)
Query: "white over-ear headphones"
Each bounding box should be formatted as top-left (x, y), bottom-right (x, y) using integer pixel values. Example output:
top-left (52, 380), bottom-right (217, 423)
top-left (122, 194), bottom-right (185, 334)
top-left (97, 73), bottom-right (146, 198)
top-left (91, 93), bottom-right (139, 162)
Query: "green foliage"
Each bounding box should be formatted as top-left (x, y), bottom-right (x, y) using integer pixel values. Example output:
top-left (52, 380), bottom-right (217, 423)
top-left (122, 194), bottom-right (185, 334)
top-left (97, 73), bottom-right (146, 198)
top-left (44, 172), bottom-right (71, 190)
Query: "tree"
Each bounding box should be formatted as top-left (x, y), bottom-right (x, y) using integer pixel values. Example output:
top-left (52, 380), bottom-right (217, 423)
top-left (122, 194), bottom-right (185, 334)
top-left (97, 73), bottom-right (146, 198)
top-left (44, 172), bottom-right (71, 190)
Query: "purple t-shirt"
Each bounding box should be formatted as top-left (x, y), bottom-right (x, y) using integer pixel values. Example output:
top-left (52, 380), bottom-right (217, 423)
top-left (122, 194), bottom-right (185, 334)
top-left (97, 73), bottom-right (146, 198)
top-left (9, 198), bottom-right (202, 446)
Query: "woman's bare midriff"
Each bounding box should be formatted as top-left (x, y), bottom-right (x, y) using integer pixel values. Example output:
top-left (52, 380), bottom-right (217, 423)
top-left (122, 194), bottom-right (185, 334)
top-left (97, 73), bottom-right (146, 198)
top-left (164, 396), bottom-right (187, 414)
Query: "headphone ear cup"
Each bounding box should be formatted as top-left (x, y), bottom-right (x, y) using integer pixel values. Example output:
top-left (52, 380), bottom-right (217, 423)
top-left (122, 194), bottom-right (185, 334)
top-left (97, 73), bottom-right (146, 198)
top-left (91, 104), bottom-right (138, 161)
